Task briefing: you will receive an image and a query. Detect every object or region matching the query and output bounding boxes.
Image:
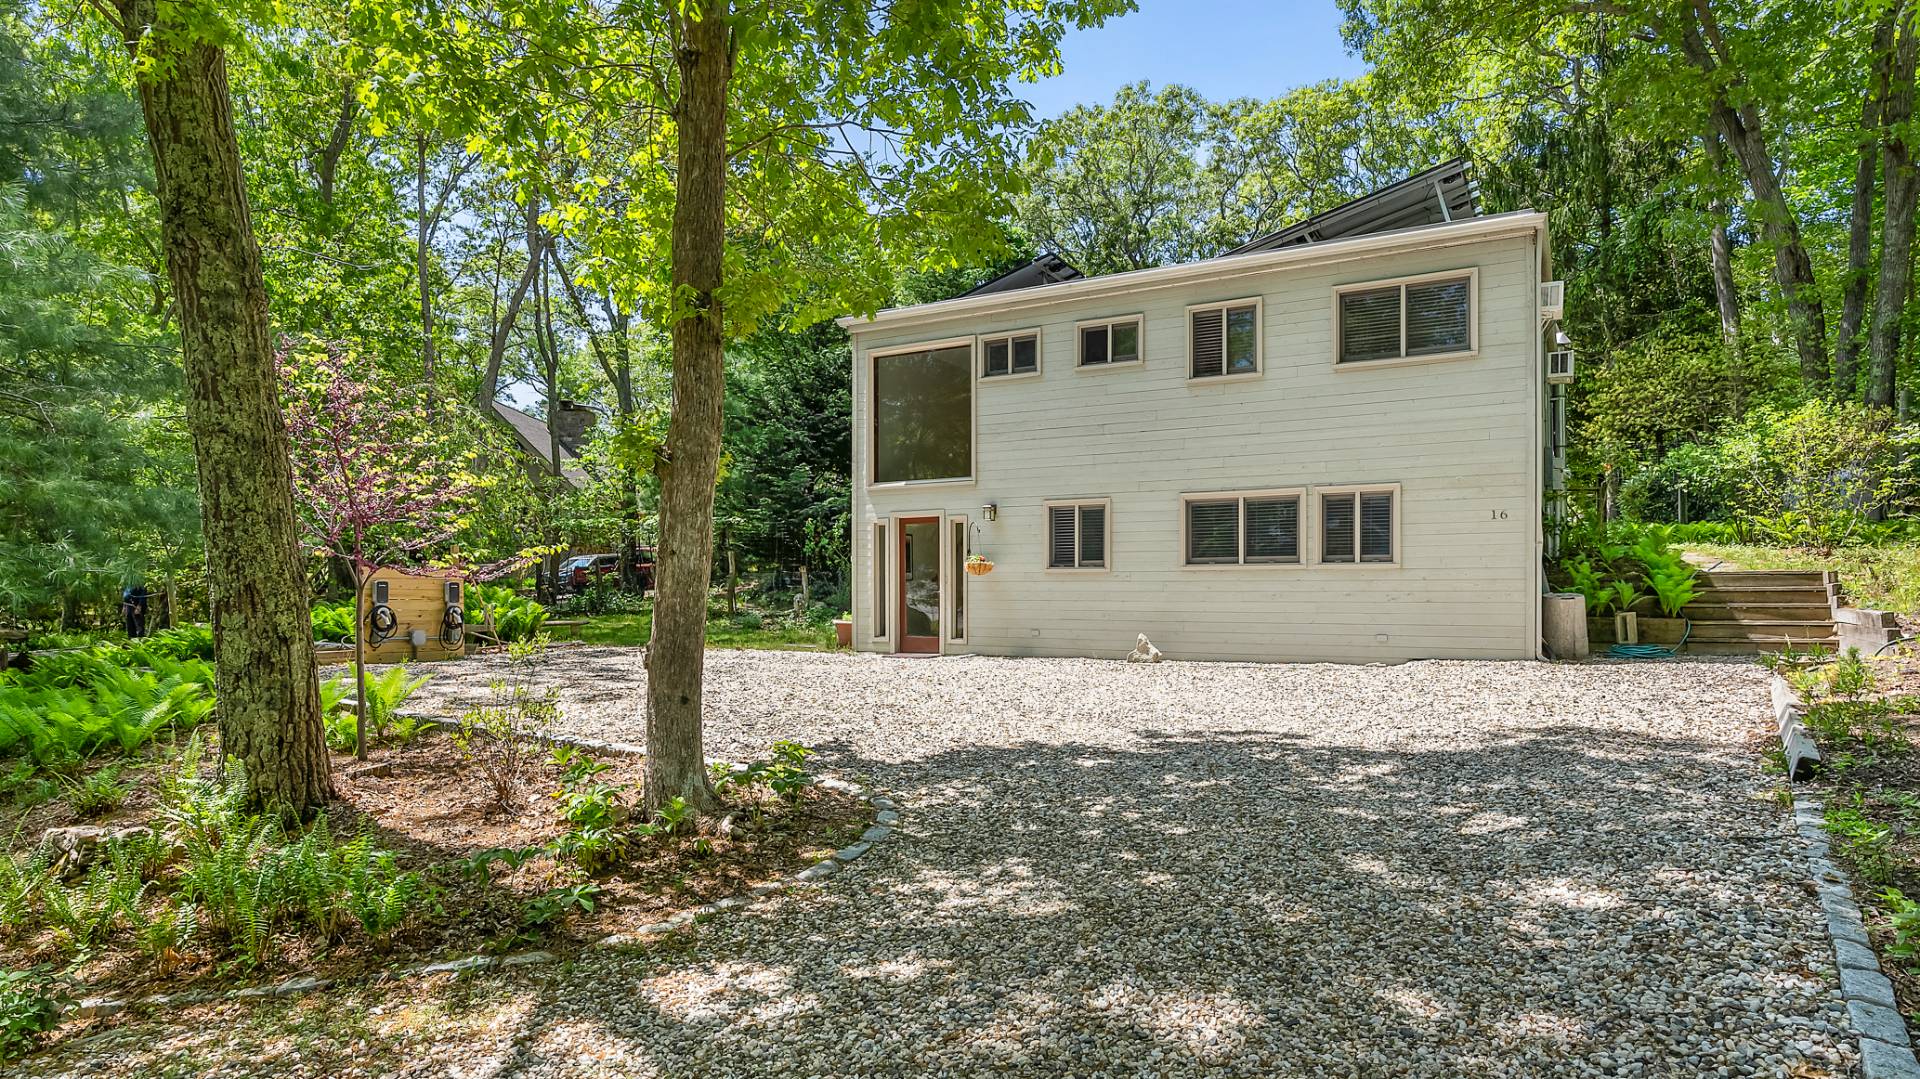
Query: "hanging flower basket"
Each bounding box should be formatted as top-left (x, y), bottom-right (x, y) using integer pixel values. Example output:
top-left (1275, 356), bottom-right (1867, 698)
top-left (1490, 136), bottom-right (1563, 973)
top-left (965, 554), bottom-right (995, 576)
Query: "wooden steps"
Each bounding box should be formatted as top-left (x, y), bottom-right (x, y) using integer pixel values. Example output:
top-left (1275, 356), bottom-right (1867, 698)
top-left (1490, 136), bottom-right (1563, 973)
top-left (1674, 569), bottom-right (1837, 655)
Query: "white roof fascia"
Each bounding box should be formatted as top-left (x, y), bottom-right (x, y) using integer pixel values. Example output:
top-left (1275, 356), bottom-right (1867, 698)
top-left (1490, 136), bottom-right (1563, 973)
top-left (837, 210), bottom-right (1547, 336)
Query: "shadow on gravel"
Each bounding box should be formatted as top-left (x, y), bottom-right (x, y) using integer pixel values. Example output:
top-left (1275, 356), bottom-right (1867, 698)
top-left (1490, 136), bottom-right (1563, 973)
top-left (456, 721), bottom-right (1832, 1078)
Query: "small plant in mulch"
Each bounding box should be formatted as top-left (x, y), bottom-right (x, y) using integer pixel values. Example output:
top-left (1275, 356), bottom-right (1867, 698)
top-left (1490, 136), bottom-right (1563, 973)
top-left (1785, 650), bottom-right (1920, 1019)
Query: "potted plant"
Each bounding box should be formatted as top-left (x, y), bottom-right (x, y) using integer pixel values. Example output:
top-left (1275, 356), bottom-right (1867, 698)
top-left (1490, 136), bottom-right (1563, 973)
top-left (965, 553), bottom-right (995, 576)
top-left (833, 611), bottom-right (853, 647)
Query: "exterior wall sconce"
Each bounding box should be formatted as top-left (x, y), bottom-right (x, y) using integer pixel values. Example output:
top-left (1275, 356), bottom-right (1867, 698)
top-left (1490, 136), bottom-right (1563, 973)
top-left (981, 503), bottom-right (998, 522)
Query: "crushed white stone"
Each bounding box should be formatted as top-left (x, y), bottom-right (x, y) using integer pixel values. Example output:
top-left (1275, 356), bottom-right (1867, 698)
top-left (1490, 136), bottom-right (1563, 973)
top-left (31, 650), bottom-right (1860, 1077)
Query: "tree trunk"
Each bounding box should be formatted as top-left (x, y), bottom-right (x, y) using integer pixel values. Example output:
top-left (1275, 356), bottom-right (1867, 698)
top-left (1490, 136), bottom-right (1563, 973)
top-left (1870, 9), bottom-right (1920, 410)
top-left (1709, 102), bottom-right (1828, 387)
top-left (112, 0), bottom-right (330, 813)
top-left (1702, 133), bottom-right (1741, 358)
top-left (415, 134), bottom-right (437, 400)
top-left (476, 197), bottom-right (543, 410)
top-left (645, 5), bottom-right (730, 816)
top-left (315, 81), bottom-right (358, 207)
top-left (353, 567), bottom-right (369, 761)
top-left (1674, 9), bottom-right (1829, 386)
top-left (1839, 10), bottom-right (1900, 397)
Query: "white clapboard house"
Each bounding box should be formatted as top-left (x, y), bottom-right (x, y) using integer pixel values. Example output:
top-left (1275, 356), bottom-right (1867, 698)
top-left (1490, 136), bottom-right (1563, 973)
top-left (839, 160), bottom-right (1569, 662)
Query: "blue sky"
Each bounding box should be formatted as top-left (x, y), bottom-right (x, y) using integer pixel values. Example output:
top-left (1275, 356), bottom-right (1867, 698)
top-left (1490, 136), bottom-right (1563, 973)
top-left (1019, 0), bottom-right (1370, 118)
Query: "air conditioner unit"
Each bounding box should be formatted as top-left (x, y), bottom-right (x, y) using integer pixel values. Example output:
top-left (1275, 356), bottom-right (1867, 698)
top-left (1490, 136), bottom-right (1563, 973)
top-left (1547, 349), bottom-right (1575, 384)
top-left (1540, 280), bottom-right (1565, 320)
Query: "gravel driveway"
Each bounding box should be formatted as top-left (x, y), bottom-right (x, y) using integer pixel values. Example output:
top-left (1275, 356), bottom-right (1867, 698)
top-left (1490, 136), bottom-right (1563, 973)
top-left (35, 651), bottom-right (1857, 1077)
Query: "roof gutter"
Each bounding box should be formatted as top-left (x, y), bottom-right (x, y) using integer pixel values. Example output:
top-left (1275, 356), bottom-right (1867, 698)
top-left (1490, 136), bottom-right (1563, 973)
top-left (838, 210), bottom-right (1548, 336)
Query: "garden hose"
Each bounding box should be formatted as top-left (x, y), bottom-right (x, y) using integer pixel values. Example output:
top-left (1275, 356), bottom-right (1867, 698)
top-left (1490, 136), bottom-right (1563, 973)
top-left (1607, 619), bottom-right (1690, 659)
top-left (441, 605), bottom-right (464, 647)
top-left (366, 603), bottom-right (399, 645)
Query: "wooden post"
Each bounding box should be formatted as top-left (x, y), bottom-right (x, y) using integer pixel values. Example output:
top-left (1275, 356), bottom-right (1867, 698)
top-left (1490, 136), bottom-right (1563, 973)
top-left (726, 528), bottom-right (738, 616)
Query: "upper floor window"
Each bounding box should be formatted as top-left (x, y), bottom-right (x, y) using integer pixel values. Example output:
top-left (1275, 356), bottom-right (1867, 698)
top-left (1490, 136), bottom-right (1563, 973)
top-left (981, 331), bottom-right (1039, 378)
top-left (872, 341), bottom-right (971, 484)
top-left (1047, 500), bottom-right (1109, 570)
top-left (1078, 317), bottom-right (1142, 367)
top-left (1336, 272), bottom-right (1474, 365)
top-left (1320, 487), bottom-right (1397, 563)
top-left (1189, 299), bottom-right (1261, 379)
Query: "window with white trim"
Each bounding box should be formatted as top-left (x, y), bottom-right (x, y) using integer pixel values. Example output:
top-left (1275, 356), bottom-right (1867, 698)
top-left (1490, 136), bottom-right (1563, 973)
top-left (1320, 488), bottom-right (1396, 563)
top-left (949, 518), bottom-right (967, 641)
top-left (1189, 300), bottom-right (1260, 378)
top-left (981, 331), bottom-right (1039, 378)
top-left (1337, 273), bottom-right (1472, 364)
top-left (1046, 501), bottom-right (1109, 570)
top-left (871, 522), bottom-right (888, 637)
top-left (1078, 317), bottom-right (1142, 367)
top-left (1182, 492), bottom-right (1302, 565)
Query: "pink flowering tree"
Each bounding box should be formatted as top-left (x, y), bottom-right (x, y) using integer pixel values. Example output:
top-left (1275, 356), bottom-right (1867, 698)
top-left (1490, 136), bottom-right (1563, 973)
top-left (280, 339), bottom-right (475, 760)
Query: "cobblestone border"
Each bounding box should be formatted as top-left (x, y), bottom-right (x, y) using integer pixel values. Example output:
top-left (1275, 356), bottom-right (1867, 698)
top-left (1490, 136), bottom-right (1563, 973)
top-left (1774, 673), bottom-right (1920, 1079)
top-left (67, 725), bottom-right (900, 1021)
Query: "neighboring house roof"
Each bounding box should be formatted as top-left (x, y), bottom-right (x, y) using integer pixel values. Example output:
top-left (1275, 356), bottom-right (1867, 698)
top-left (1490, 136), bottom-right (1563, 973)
top-left (961, 252), bottom-right (1085, 297)
top-left (1227, 158), bottom-right (1479, 256)
top-left (489, 400), bottom-right (589, 489)
top-left (838, 208), bottom-right (1547, 336)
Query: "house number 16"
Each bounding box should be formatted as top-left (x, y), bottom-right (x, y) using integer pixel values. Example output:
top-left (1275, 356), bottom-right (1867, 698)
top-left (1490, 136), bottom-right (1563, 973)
top-left (1489, 509), bottom-right (1509, 520)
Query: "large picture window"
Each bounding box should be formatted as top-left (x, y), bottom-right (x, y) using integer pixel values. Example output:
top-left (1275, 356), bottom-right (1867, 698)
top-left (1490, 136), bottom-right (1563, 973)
top-left (1336, 272), bottom-right (1474, 365)
top-left (872, 342), bottom-right (972, 484)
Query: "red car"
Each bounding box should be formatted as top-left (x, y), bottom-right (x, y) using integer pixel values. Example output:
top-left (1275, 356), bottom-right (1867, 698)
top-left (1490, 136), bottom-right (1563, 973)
top-left (559, 551), bottom-right (653, 592)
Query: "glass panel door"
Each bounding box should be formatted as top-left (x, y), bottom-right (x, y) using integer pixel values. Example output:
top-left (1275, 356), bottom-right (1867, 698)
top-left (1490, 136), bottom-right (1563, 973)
top-left (897, 518), bottom-right (941, 653)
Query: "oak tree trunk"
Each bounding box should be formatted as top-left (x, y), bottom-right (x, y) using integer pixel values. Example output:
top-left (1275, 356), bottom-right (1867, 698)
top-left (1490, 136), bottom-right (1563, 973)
top-left (645, 4), bottom-right (730, 816)
top-left (113, 0), bottom-right (331, 813)
top-left (1838, 9), bottom-right (1899, 397)
top-left (1870, 9), bottom-right (1920, 410)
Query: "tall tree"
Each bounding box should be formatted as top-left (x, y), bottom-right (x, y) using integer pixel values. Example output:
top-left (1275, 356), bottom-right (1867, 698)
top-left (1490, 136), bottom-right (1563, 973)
top-left (99, 0), bottom-right (330, 812)
top-left (356, 0), bottom-right (1132, 814)
top-left (1869, 2), bottom-right (1920, 408)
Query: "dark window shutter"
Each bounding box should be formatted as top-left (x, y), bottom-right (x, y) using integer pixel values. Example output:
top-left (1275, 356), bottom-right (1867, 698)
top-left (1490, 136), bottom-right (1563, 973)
top-left (1225, 304), bottom-right (1258, 373)
top-left (1339, 287), bottom-right (1401, 363)
top-left (1190, 308), bottom-right (1224, 378)
top-left (1244, 497), bottom-right (1299, 561)
top-left (1360, 492), bottom-right (1394, 561)
top-left (1048, 506), bottom-right (1076, 568)
top-left (1322, 493), bottom-right (1357, 562)
top-left (985, 338), bottom-right (1010, 376)
top-left (1012, 334), bottom-right (1038, 373)
top-left (1077, 504), bottom-right (1106, 567)
top-left (1111, 321), bottom-right (1139, 363)
top-left (1186, 499), bottom-right (1239, 562)
top-left (1406, 278), bottom-right (1470, 356)
top-left (1080, 325), bottom-right (1109, 366)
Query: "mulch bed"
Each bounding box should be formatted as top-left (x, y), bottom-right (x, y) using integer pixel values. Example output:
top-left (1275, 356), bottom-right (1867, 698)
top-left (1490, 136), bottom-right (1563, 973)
top-left (1793, 690), bottom-right (1920, 1021)
top-left (2, 730), bottom-right (869, 998)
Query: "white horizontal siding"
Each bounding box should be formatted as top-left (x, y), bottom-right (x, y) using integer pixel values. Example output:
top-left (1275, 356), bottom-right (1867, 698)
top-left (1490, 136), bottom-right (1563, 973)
top-left (850, 232), bottom-right (1542, 663)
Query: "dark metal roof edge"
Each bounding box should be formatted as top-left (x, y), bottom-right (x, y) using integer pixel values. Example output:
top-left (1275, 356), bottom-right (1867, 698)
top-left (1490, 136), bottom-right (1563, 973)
top-left (1225, 158), bottom-right (1476, 257)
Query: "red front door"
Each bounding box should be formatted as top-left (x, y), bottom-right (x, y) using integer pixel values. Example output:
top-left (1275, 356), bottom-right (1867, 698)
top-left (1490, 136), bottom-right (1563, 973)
top-left (896, 517), bottom-right (941, 654)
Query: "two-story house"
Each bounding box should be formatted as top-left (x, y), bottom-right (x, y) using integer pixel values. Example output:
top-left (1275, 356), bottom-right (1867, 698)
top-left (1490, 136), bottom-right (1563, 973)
top-left (839, 161), bottom-right (1564, 663)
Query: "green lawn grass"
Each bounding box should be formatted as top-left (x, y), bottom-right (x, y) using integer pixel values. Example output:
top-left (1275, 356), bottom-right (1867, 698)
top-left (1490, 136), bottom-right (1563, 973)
top-left (576, 603), bottom-right (838, 651)
top-left (1684, 542), bottom-right (1920, 616)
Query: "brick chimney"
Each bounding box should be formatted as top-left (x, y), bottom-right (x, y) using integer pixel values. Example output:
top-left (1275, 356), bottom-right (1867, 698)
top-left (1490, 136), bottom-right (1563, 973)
top-left (553, 400), bottom-right (598, 453)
